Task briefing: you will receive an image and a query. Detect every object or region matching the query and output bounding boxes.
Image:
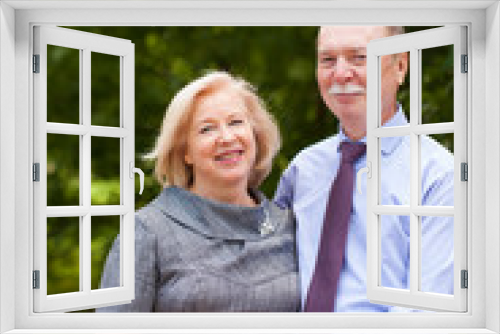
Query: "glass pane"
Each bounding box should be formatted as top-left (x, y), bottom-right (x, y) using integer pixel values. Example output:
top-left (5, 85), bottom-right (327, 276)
top-left (380, 136), bottom-right (410, 205)
top-left (47, 217), bottom-right (80, 295)
top-left (91, 52), bottom-right (120, 127)
top-left (420, 215), bottom-right (454, 295)
top-left (91, 137), bottom-right (121, 206)
top-left (47, 134), bottom-right (80, 206)
top-left (47, 45), bottom-right (80, 124)
top-left (421, 134), bottom-right (454, 206)
top-left (380, 215), bottom-right (410, 290)
top-left (380, 51), bottom-right (410, 126)
top-left (91, 215), bottom-right (120, 290)
top-left (421, 45), bottom-right (454, 124)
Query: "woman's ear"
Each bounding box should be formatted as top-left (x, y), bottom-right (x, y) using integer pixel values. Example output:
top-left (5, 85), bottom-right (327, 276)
top-left (184, 150), bottom-right (192, 165)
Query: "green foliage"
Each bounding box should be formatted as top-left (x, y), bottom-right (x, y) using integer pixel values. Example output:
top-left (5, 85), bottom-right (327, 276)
top-left (46, 26), bottom-right (454, 303)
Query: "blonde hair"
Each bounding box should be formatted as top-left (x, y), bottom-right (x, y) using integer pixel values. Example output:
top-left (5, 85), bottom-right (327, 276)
top-left (148, 71), bottom-right (281, 189)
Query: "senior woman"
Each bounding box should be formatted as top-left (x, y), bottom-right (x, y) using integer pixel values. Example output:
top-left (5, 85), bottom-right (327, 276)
top-left (97, 71), bottom-right (300, 312)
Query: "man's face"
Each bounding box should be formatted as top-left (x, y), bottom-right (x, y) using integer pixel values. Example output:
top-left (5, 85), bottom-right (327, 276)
top-left (317, 26), bottom-right (407, 138)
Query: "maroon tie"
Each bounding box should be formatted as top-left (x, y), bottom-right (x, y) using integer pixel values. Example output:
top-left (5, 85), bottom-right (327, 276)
top-left (304, 141), bottom-right (366, 312)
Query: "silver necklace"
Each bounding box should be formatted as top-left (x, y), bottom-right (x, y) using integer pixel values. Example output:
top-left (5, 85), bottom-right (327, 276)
top-left (259, 208), bottom-right (274, 236)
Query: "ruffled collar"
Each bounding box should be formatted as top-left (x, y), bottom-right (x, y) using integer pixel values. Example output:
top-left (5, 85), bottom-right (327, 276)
top-left (152, 186), bottom-right (280, 241)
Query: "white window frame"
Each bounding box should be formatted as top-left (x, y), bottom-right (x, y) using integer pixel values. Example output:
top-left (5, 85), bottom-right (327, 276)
top-left (365, 26), bottom-right (467, 312)
top-left (0, 1), bottom-right (499, 333)
top-left (33, 26), bottom-right (136, 313)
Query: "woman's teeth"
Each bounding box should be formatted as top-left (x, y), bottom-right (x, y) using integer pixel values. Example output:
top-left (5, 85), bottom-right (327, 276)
top-left (216, 151), bottom-right (242, 161)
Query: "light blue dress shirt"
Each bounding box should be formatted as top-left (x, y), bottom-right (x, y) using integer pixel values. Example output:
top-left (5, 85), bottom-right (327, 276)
top-left (274, 109), bottom-right (454, 312)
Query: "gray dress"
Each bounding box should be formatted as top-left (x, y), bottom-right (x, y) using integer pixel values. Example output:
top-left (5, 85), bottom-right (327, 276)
top-left (97, 186), bottom-right (300, 312)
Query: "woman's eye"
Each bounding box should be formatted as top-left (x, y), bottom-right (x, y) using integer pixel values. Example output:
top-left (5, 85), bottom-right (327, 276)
top-left (199, 125), bottom-right (213, 134)
top-left (230, 119), bottom-right (244, 126)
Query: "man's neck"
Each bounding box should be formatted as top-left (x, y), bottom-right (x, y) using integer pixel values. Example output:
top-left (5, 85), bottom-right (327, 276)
top-left (342, 105), bottom-right (399, 141)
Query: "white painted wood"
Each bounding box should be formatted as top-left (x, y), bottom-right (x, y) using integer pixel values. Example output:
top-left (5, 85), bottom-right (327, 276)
top-left (366, 26), bottom-right (468, 312)
top-left (372, 206), bottom-right (454, 216)
top-left (46, 123), bottom-right (130, 138)
top-left (372, 123), bottom-right (455, 138)
top-left (485, 3), bottom-right (500, 333)
top-left (2, 0), bottom-right (497, 10)
top-left (33, 26), bottom-right (135, 313)
top-left (412, 123), bottom-right (455, 135)
top-left (46, 205), bottom-right (128, 217)
top-left (0, 2), bottom-right (17, 333)
top-left (0, 329), bottom-right (498, 334)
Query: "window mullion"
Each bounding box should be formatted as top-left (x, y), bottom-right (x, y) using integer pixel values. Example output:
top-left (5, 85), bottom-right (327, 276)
top-left (409, 48), bottom-right (420, 295)
top-left (81, 48), bottom-right (92, 294)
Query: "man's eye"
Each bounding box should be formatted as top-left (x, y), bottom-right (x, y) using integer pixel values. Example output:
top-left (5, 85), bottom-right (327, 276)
top-left (353, 54), bottom-right (367, 62)
top-left (320, 56), bottom-right (336, 63)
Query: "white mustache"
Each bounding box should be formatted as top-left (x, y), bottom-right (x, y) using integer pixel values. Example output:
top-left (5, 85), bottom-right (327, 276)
top-left (328, 84), bottom-right (365, 95)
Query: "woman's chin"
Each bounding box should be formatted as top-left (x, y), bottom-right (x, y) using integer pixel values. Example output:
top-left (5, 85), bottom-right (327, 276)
top-left (213, 171), bottom-right (250, 186)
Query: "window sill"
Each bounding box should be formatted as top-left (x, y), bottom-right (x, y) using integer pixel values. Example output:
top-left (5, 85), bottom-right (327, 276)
top-left (4, 329), bottom-right (498, 334)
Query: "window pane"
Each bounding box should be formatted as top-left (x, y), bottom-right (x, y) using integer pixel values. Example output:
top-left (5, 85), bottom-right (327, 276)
top-left (380, 136), bottom-right (410, 205)
top-left (421, 45), bottom-right (454, 124)
top-left (47, 134), bottom-right (80, 206)
top-left (47, 217), bottom-right (80, 295)
top-left (47, 45), bottom-right (80, 124)
top-left (421, 134), bottom-right (454, 206)
top-left (91, 137), bottom-right (121, 206)
top-left (380, 215), bottom-right (410, 291)
top-left (420, 215), bottom-right (454, 295)
top-left (91, 52), bottom-right (120, 127)
top-left (91, 215), bottom-right (120, 290)
top-left (381, 51), bottom-right (410, 125)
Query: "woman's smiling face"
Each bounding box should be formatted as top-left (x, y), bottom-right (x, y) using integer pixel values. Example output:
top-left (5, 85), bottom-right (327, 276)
top-left (184, 87), bottom-right (257, 189)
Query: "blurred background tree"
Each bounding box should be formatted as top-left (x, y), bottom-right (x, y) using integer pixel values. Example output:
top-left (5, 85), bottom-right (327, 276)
top-left (45, 26), bottom-right (452, 308)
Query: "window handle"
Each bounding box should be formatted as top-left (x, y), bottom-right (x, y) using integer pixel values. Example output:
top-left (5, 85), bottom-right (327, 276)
top-left (356, 161), bottom-right (371, 195)
top-left (129, 162), bottom-right (144, 195)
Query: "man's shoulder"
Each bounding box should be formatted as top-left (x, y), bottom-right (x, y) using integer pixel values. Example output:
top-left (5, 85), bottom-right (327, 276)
top-left (289, 135), bottom-right (340, 167)
top-left (420, 135), bottom-right (454, 168)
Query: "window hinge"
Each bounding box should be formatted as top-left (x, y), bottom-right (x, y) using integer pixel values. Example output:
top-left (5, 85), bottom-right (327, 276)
top-left (461, 162), bottom-right (468, 181)
top-left (461, 54), bottom-right (468, 73)
top-left (461, 270), bottom-right (468, 289)
top-left (33, 54), bottom-right (40, 73)
top-left (33, 270), bottom-right (40, 289)
top-left (33, 163), bottom-right (40, 182)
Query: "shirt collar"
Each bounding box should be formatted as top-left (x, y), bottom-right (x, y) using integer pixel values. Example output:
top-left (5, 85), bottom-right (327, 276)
top-left (337, 105), bottom-right (408, 156)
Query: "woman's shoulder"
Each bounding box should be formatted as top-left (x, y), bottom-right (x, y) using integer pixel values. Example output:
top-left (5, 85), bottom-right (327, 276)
top-left (134, 187), bottom-right (186, 233)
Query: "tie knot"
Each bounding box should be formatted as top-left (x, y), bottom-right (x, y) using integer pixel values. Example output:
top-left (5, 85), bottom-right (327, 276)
top-left (340, 141), bottom-right (366, 165)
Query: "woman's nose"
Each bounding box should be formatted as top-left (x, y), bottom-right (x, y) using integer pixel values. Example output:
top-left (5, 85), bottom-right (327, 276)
top-left (219, 125), bottom-right (236, 142)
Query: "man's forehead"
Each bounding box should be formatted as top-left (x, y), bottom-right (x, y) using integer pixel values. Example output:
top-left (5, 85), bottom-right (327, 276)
top-left (318, 26), bottom-right (387, 51)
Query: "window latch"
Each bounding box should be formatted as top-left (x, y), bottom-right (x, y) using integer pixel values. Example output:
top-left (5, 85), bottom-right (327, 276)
top-left (129, 162), bottom-right (144, 195)
top-left (356, 161), bottom-right (371, 195)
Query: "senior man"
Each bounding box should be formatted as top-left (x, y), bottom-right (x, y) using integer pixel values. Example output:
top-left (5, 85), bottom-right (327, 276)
top-left (275, 26), bottom-right (454, 312)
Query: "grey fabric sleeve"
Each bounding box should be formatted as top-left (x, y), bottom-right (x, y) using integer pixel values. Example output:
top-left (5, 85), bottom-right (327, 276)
top-left (96, 214), bottom-right (157, 312)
